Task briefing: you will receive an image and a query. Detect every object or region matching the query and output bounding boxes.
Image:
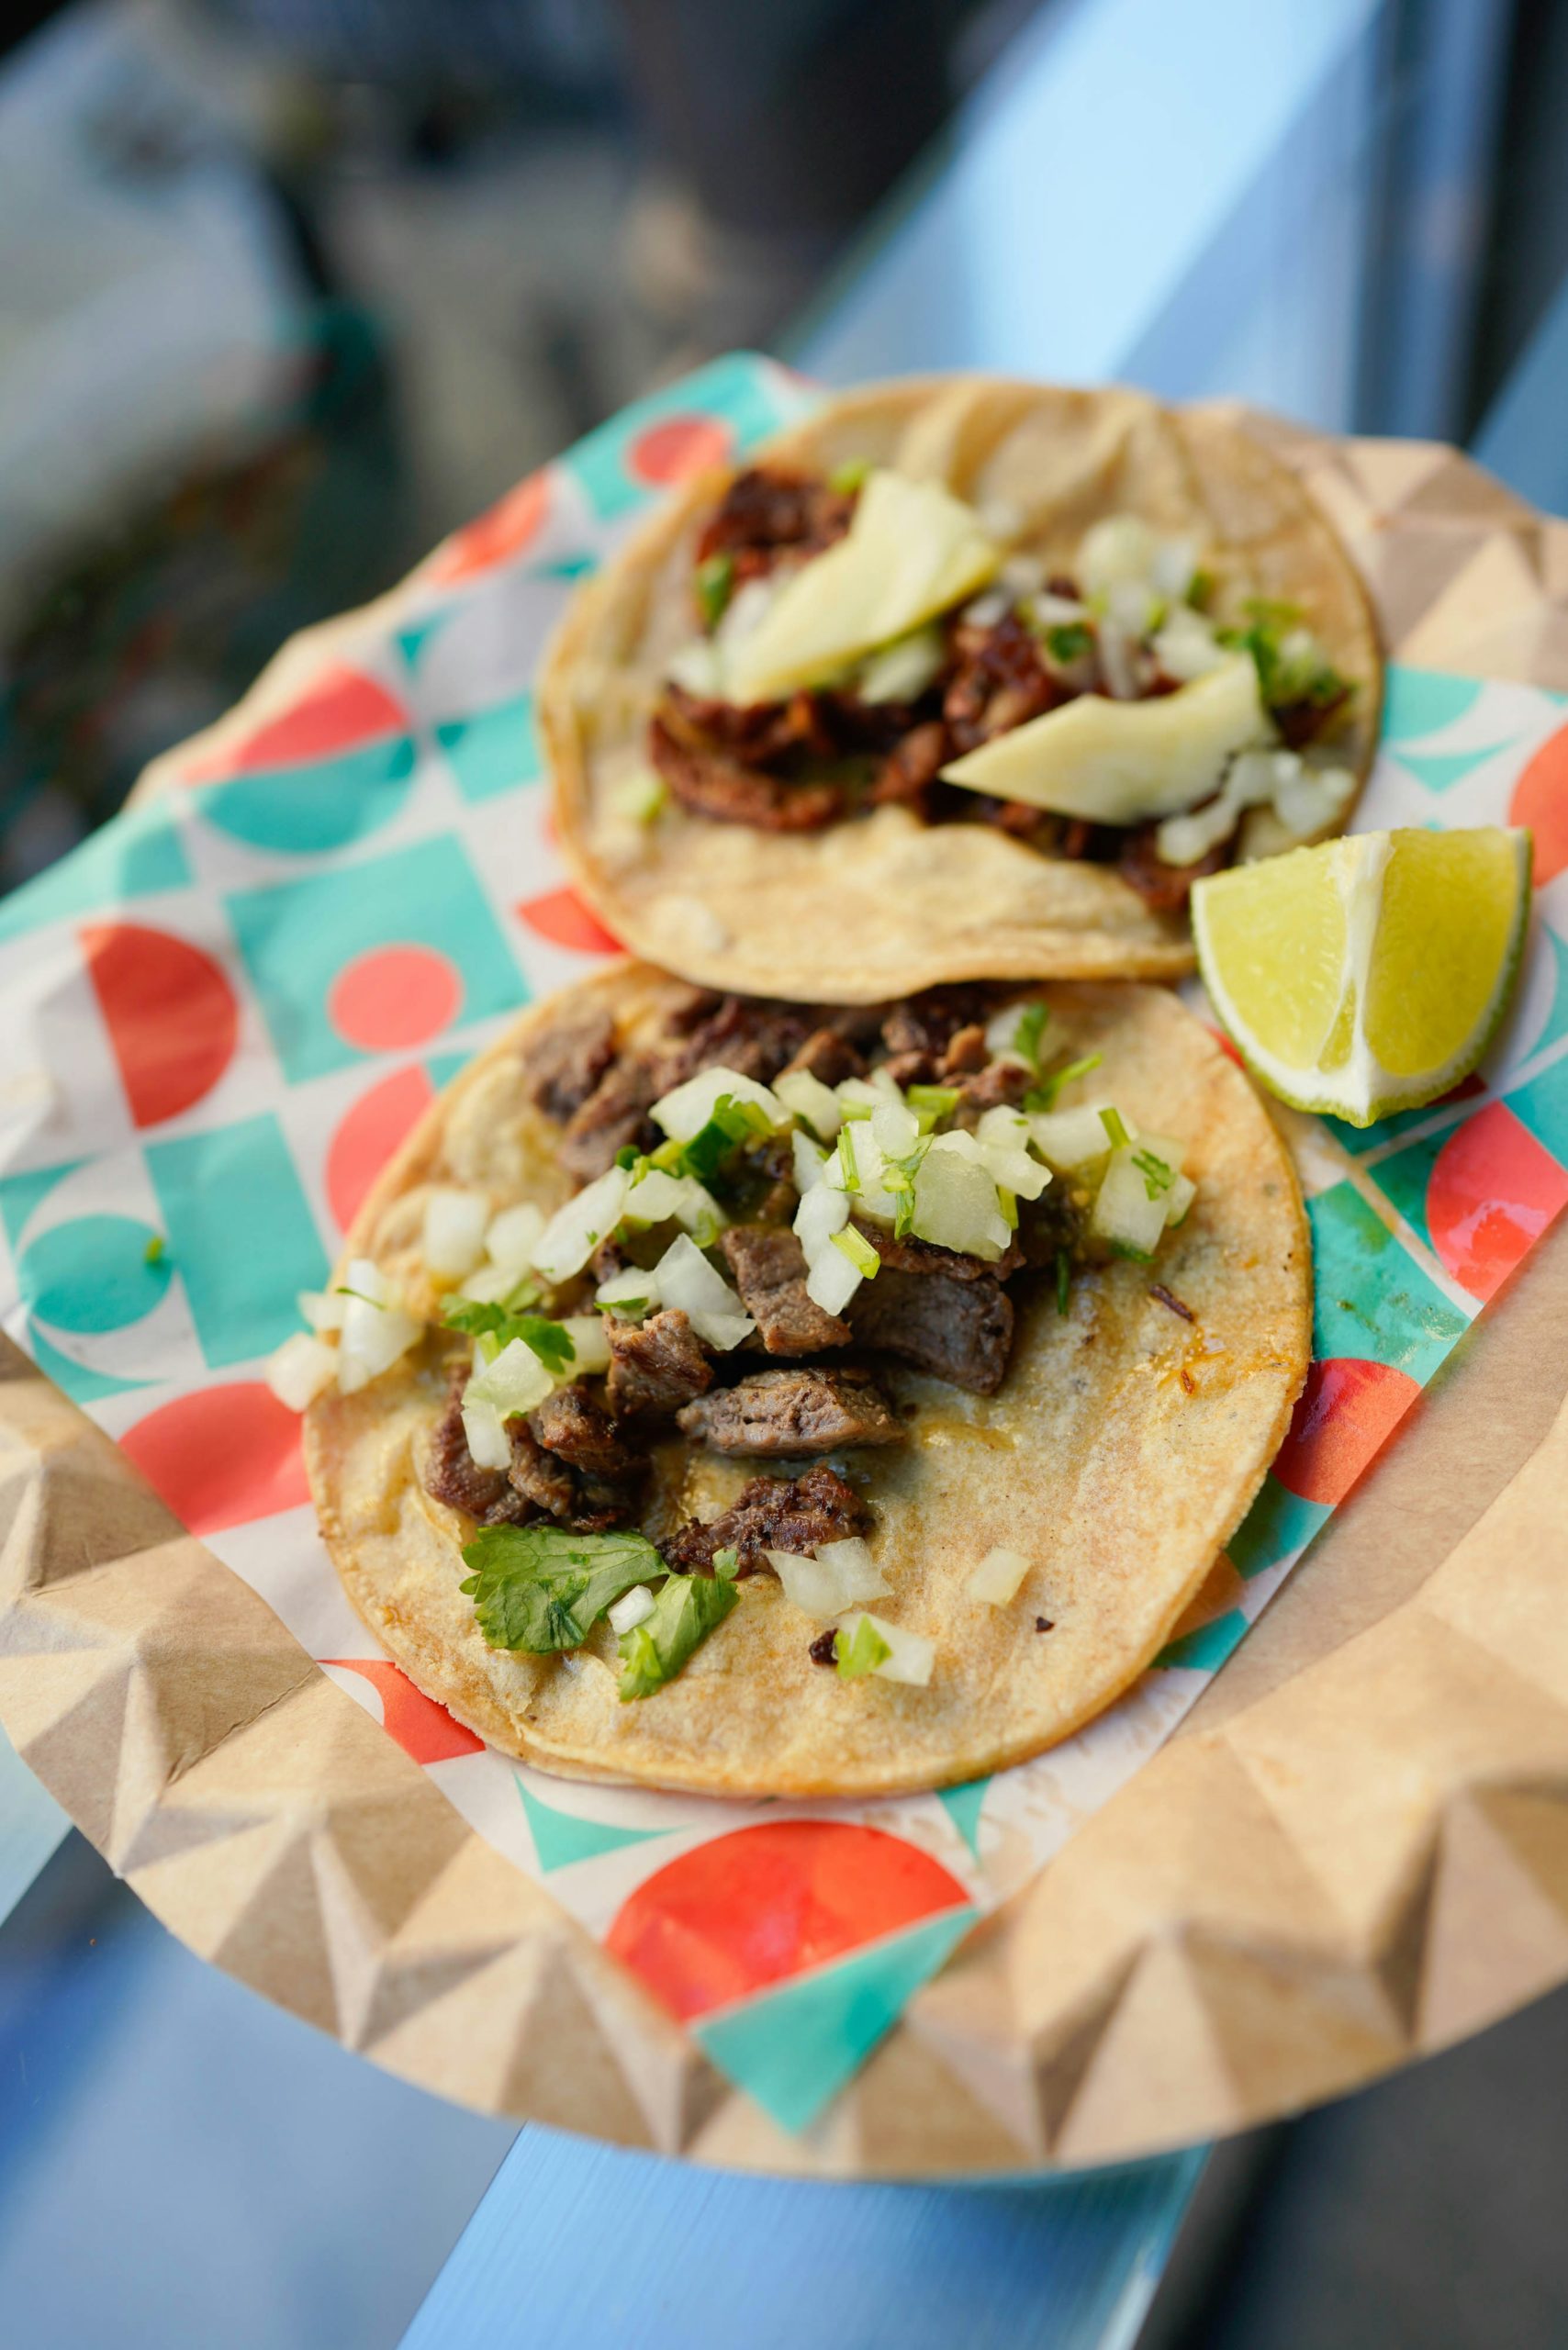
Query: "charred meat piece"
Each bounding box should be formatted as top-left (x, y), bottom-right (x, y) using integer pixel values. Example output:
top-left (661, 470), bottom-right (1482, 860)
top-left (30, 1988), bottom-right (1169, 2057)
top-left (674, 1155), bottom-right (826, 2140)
top-left (423, 1360), bottom-right (535, 1527)
top-left (720, 1225), bottom-right (850, 1355)
top-left (677, 1366), bottom-right (903, 1456)
top-left (944, 611), bottom-right (1058, 752)
top-left (871, 718), bottom-right (950, 811)
top-left (506, 1422), bottom-right (641, 1533)
top-left (606, 1308), bottom-right (713, 1421)
top-left (1115, 820), bottom-right (1231, 914)
top-left (528, 1381), bottom-right (635, 1479)
top-left (940, 1022), bottom-right (989, 1076)
top-left (879, 985), bottom-right (991, 1064)
top-left (559, 1054), bottom-right (659, 1181)
top-left (857, 1224), bottom-right (1024, 1281)
top-left (780, 1026), bottom-right (866, 1087)
top-left (954, 1058), bottom-right (1033, 1114)
top-left (649, 714), bottom-right (844, 833)
top-left (660, 680), bottom-right (837, 766)
top-left (849, 1267), bottom-right (1014, 1393)
top-left (522, 1000), bottom-right (619, 1125)
top-left (664, 1461), bottom-right (870, 1576)
top-left (661, 993), bottom-right (818, 1090)
top-left (695, 466), bottom-right (855, 584)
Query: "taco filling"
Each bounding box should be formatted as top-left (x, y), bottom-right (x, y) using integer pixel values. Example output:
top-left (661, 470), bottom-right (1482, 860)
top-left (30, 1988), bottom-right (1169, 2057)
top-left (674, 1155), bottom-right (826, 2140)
top-left (645, 464), bottom-right (1360, 912)
top-left (287, 979), bottom-right (1246, 1720)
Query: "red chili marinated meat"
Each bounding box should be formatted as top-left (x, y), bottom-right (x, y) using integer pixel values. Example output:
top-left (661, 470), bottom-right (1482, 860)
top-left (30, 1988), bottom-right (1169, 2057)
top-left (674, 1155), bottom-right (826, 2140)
top-left (649, 714), bottom-right (845, 833)
top-left (606, 1308), bottom-right (714, 1421)
top-left (719, 1225), bottom-right (850, 1355)
top-left (1272, 686), bottom-right (1350, 750)
top-left (661, 681), bottom-right (837, 766)
top-left (663, 1461), bottom-right (871, 1576)
top-left (1115, 820), bottom-right (1232, 913)
top-left (944, 611), bottom-right (1059, 753)
top-left (695, 466), bottom-right (855, 584)
top-left (677, 1366), bottom-right (903, 1456)
top-left (871, 719), bottom-right (951, 810)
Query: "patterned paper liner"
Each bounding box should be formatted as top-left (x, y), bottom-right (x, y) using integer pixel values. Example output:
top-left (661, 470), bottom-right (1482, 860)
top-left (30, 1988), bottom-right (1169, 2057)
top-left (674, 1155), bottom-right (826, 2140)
top-left (1, 356), bottom-right (1567, 2143)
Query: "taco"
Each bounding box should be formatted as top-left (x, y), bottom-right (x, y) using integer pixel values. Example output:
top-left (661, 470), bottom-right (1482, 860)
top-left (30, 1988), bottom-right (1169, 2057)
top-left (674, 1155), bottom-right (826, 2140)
top-left (541, 376), bottom-right (1381, 1001)
top-left (291, 969), bottom-right (1310, 1798)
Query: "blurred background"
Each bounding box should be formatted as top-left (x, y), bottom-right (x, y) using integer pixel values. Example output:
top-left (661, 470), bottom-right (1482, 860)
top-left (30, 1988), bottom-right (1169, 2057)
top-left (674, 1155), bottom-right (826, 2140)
top-left (4, 2), bottom-right (1568, 2341)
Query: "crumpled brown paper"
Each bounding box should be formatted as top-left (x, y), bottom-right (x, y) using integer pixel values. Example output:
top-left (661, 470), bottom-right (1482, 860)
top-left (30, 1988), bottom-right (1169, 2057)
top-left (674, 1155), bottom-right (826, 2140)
top-left (2, 416), bottom-right (1567, 2177)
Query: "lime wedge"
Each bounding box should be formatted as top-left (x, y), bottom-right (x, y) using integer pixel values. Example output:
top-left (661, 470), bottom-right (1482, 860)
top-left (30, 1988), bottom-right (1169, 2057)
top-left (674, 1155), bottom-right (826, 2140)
top-left (1192, 827), bottom-right (1532, 1126)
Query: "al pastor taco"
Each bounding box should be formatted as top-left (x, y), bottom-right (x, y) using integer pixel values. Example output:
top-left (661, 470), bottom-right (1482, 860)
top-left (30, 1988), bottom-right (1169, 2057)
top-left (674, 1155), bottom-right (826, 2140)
top-left (541, 376), bottom-right (1380, 1000)
top-left (289, 968), bottom-right (1310, 1798)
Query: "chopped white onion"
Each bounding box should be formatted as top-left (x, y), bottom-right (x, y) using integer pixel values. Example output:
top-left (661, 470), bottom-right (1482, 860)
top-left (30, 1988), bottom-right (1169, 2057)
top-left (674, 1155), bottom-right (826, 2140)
top-left (561, 1315), bottom-right (611, 1374)
top-left (794, 1181), bottom-right (850, 1259)
top-left (870, 1098), bottom-right (920, 1159)
top-left (1151, 607), bottom-right (1226, 682)
top-left (532, 1167), bottom-right (629, 1283)
top-left (1080, 515), bottom-right (1156, 593)
top-left (834, 1075), bottom-right (884, 1114)
top-left (715, 575), bottom-right (779, 649)
top-left (1149, 535), bottom-right (1200, 600)
top-left (461, 1399), bottom-right (511, 1472)
top-left (1092, 1147), bottom-right (1170, 1259)
top-left (775, 1067), bottom-right (843, 1139)
top-left (650, 1064), bottom-right (787, 1144)
top-left (983, 1004), bottom-right (1031, 1062)
top-left (960, 588), bottom-right (1010, 628)
top-left (910, 1133), bottom-right (1012, 1259)
top-left (767, 1537), bottom-right (890, 1619)
top-left (1031, 590), bottom-right (1089, 627)
top-left (1106, 577), bottom-right (1160, 640)
top-left (1029, 1102), bottom-right (1126, 1169)
top-left (805, 1242), bottom-right (863, 1316)
top-left (462, 1337), bottom-right (554, 1464)
top-left (298, 1288), bottom-right (345, 1334)
top-left (336, 1259), bottom-right (423, 1394)
top-left (1271, 759), bottom-right (1357, 842)
top-left (967, 1545), bottom-right (1033, 1605)
top-left (1096, 616), bottom-right (1144, 700)
top-left (666, 638), bottom-right (725, 698)
top-left (453, 1260), bottom-right (522, 1305)
top-left (999, 554), bottom-right (1046, 597)
top-left (266, 1331), bottom-right (338, 1413)
top-left (652, 1234), bottom-right (754, 1350)
top-left (621, 1168), bottom-right (691, 1226)
top-left (608, 767), bottom-right (667, 825)
top-left (422, 1186), bottom-right (490, 1281)
top-left (838, 1611), bottom-right (935, 1687)
top-left (857, 624), bottom-right (945, 706)
top-left (608, 1584), bottom-right (657, 1637)
top-left (596, 1266), bottom-right (659, 1317)
top-left (974, 1104), bottom-right (1051, 1201)
top-left (1165, 1171), bottom-right (1198, 1227)
top-left (485, 1201), bottom-right (545, 1277)
top-left (836, 1123), bottom-right (901, 1226)
top-left (792, 1130), bottom-right (829, 1192)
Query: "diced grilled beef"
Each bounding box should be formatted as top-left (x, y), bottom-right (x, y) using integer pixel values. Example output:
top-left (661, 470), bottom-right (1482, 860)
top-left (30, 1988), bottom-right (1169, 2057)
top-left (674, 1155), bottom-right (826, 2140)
top-left (695, 466), bottom-right (855, 584)
top-left (661, 993), bottom-right (819, 1089)
top-left (780, 1026), bottom-right (866, 1087)
top-left (879, 986), bottom-right (991, 1063)
top-left (720, 1225), bottom-right (850, 1355)
top-left (423, 1360), bottom-right (535, 1526)
top-left (661, 681), bottom-right (836, 765)
top-left (677, 1366), bottom-right (903, 1456)
top-left (606, 1308), bottom-right (713, 1420)
top-left (941, 1023), bottom-right (989, 1075)
top-left (663, 1461), bottom-right (870, 1576)
top-left (559, 1055), bottom-right (659, 1181)
top-left (506, 1424), bottom-right (641, 1533)
top-left (649, 714), bottom-right (844, 833)
top-left (848, 1267), bottom-right (1014, 1393)
top-left (523, 1000), bottom-right (618, 1125)
top-left (954, 1058), bottom-right (1032, 1113)
top-left (871, 719), bottom-right (950, 811)
top-left (529, 1381), bottom-right (634, 1478)
top-left (1115, 820), bottom-right (1230, 914)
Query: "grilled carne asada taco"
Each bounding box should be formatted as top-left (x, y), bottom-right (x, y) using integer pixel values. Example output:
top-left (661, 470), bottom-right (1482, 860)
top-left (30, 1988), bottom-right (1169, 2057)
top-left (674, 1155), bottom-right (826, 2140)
top-left (541, 377), bottom-right (1381, 1000)
top-left (291, 968), bottom-right (1311, 1798)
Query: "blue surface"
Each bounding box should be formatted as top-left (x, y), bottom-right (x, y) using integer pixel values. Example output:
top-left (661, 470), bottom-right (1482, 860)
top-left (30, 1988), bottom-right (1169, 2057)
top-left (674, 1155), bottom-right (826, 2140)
top-left (400, 2129), bottom-right (1206, 2350)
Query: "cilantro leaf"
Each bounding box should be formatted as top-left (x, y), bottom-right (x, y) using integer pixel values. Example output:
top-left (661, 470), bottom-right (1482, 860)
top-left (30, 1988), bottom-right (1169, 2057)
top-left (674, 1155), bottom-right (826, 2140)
top-left (712, 1547), bottom-right (740, 1582)
top-left (1131, 1147), bottom-right (1174, 1202)
top-left (440, 1295), bottom-right (574, 1372)
top-left (695, 551), bottom-right (734, 631)
top-left (618, 1572), bottom-right (739, 1700)
top-left (829, 457), bottom-right (869, 496)
top-left (460, 1525), bottom-right (663, 1652)
top-left (1046, 621), bottom-right (1093, 665)
top-left (1013, 1000), bottom-right (1047, 1073)
top-left (1025, 1052), bottom-right (1103, 1113)
top-left (1216, 600), bottom-right (1350, 717)
top-left (1055, 1248), bottom-right (1071, 1316)
top-left (657, 1094), bottom-right (774, 1187)
top-left (835, 1616), bottom-right (891, 1678)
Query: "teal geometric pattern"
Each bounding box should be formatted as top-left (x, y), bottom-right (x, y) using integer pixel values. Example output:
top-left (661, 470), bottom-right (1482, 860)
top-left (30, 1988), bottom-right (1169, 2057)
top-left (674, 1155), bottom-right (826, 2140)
top-left (225, 834), bottom-right (525, 1083)
top-left (515, 1774), bottom-right (674, 1872)
top-left (436, 691), bottom-right (541, 803)
top-left (694, 1907), bottom-right (977, 2135)
top-left (198, 735), bottom-right (418, 854)
top-left (1305, 1181), bottom-right (1471, 1377)
top-left (17, 1213), bottom-right (170, 1334)
top-left (1155, 1608), bottom-right (1249, 1673)
top-left (1379, 668), bottom-right (1484, 741)
top-left (567, 350), bottom-right (808, 521)
top-left (143, 1113), bottom-right (330, 1365)
top-left (1227, 1478), bottom-right (1328, 1580)
top-left (0, 799), bottom-right (190, 944)
top-left (937, 1778), bottom-right (991, 1860)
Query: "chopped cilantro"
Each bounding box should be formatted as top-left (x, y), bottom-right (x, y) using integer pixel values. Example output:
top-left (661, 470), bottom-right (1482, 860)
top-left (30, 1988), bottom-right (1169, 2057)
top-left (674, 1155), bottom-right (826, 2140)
top-left (1013, 1000), bottom-right (1048, 1073)
top-left (1107, 1238), bottom-right (1154, 1264)
top-left (835, 1616), bottom-right (891, 1679)
top-left (1187, 566), bottom-right (1215, 610)
top-left (143, 1235), bottom-right (165, 1266)
top-left (614, 1145), bottom-right (643, 1171)
top-left (1217, 599), bottom-right (1350, 717)
top-left (618, 1572), bottom-right (739, 1699)
top-left (997, 1186), bottom-right (1018, 1231)
top-left (334, 1283), bottom-right (386, 1308)
top-left (460, 1525), bottom-right (663, 1652)
top-left (833, 1224), bottom-right (880, 1278)
top-left (1055, 1248), bottom-right (1071, 1317)
top-left (1046, 621), bottom-right (1093, 665)
top-left (440, 1295), bottom-right (575, 1372)
top-left (829, 457), bottom-right (870, 495)
top-left (695, 550), bottom-right (735, 631)
top-left (1098, 1106), bottom-right (1131, 1150)
top-left (1132, 1148), bottom-right (1174, 1202)
top-left (836, 1126), bottom-right (862, 1193)
top-left (906, 1082), bottom-right (961, 1129)
top-left (659, 1093), bottom-right (774, 1186)
top-left (595, 1293), bottom-right (650, 1320)
top-left (1025, 1052), bottom-right (1103, 1113)
top-left (712, 1546), bottom-right (741, 1582)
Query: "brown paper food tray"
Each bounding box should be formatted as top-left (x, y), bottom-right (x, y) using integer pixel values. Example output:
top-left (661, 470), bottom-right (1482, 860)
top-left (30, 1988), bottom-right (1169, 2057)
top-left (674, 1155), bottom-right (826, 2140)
top-left (2, 415), bottom-right (1567, 2178)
